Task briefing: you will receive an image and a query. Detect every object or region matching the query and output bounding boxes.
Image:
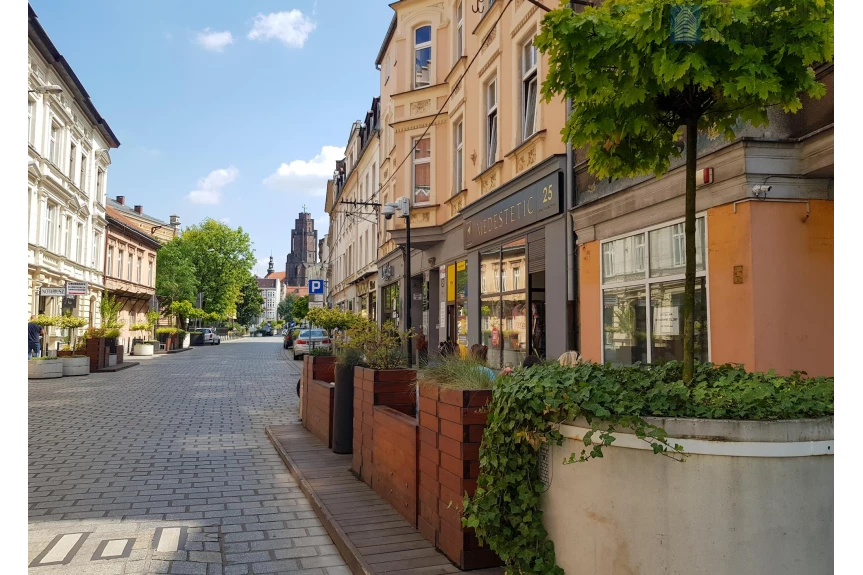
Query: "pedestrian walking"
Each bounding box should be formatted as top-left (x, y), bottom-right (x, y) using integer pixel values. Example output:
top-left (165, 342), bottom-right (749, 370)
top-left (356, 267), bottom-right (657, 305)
top-left (28, 315), bottom-right (43, 359)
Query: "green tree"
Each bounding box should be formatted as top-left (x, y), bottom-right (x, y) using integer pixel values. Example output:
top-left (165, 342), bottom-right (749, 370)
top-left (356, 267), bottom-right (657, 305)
top-left (235, 272), bottom-right (264, 325)
top-left (155, 238), bottom-right (197, 305)
top-left (293, 296), bottom-right (309, 321)
top-left (180, 219), bottom-right (257, 318)
top-left (536, 0), bottom-right (832, 381)
top-left (277, 293), bottom-right (298, 323)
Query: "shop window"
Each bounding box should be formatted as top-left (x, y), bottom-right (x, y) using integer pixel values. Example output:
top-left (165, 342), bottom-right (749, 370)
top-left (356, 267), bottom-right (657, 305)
top-left (456, 261), bottom-right (468, 347)
top-left (600, 216), bottom-right (708, 365)
top-left (382, 282), bottom-right (400, 328)
top-left (479, 240), bottom-right (527, 369)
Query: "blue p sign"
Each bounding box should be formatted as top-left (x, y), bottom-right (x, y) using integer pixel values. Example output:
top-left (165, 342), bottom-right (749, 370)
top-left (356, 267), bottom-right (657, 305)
top-left (309, 280), bottom-right (324, 294)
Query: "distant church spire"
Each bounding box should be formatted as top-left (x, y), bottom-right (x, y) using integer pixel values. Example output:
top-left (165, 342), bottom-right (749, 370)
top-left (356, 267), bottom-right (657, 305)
top-left (267, 253), bottom-right (274, 276)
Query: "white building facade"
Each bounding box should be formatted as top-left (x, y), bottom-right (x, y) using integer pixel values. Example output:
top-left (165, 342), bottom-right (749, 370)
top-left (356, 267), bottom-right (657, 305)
top-left (28, 5), bottom-right (120, 349)
top-left (325, 98), bottom-right (380, 319)
top-left (257, 278), bottom-right (281, 322)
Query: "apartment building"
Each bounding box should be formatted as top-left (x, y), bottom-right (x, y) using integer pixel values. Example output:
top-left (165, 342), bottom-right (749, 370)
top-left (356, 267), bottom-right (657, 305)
top-left (374, 0), bottom-right (569, 367)
top-left (27, 4), bottom-right (119, 349)
top-left (326, 99), bottom-right (381, 319)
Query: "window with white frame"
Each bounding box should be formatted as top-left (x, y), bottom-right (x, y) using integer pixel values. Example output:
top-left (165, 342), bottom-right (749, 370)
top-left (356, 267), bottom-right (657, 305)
top-left (76, 223), bottom-right (83, 263)
top-left (49, 122), bottom-right (60, 164)
top-left (118, 250), bottom-right (124, 278)
top-left (137, 254), bottom-right (142, 284)
top-left (412, 136), bottom-right (431, 204)
top-left (521, 38), bottom-right (539, 141)
top-left (107, 246), bottom-right (114, 277)
top-left (69, 142), bottom-right (77, 178)
top-left (486, 79), bottom-right (498, 169)
top-left (127, 252), bottom-right (132, 281)
top-left (149, 259), bottom-right (153, 286)
top-left (28, 99), bottom-right (35, 144)
top-left (456, 1), bottom-right (464, 60)
top-left (600, 217), bottom-right (708, 367)
top-left (513, 267), bottom-right (521, 290)
top-left (43, 203), bottom-right (55, 250)
top-left (63, 216), bottom-right (71, 257)
top-left (454, 120), bottom-right (463, 195)
top-left (414, 26), bottom-right (432, 88)
top-left (93, 232), bottom-right (101, 269)
top-left (80, 154), bottom-right (88, 193)
top-left (96, 169), bottom-right (105, 203)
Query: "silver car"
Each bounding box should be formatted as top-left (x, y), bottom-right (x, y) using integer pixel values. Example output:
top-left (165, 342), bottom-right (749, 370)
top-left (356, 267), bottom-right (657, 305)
top-left (200, 328), bottom-right (221, 345)
top-left (291, 329), bottom-right (331, 360)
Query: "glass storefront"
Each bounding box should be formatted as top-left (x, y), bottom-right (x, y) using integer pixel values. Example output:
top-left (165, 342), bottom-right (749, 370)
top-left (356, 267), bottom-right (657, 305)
top-left (479, 239), bottom-right (527, 369)
top-left (456, 261), bottom-right (468, 348)
top-left (601, 217), bottom-right (709, 365)
top-left (381, 282), bottom-right (400, 328)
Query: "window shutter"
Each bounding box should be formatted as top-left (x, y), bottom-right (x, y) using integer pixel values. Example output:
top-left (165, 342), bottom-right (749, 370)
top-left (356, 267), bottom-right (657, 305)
top-left (529, 238), bottom-right (545, 274)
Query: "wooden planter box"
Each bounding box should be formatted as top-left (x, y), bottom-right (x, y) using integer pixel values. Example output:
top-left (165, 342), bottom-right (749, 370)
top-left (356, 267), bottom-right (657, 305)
top-left (373, 405), bottom-right (419, 528)
top-left (418, 386), bottom-right (500, 570)
top-left (85, 338), bottom-right (109, 371)
top-left (57, 350), bottom-right (75, 358)
top-left (306, 379), bottom-right (335, 448)
top-left (28, 359), bottom-right (63, 379)
top-left (61, 356), bottom-right (89, 376)
top-left (352, 367), bottom-right (417, 487)
top-left (301, 356), bottom-right (336, 427)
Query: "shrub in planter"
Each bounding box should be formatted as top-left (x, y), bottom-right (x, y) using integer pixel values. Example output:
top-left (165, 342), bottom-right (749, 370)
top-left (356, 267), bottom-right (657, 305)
top-left (28, 357), bottom-right (63, 379)
top-left (308, 347), bottom-right (334, 357)
top-left (463, 361), bottom-right (834, 575)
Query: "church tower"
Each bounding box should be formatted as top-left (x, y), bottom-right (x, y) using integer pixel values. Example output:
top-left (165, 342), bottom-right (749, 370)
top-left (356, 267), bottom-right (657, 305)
top-left (285, 209), bottom-right (318, 287)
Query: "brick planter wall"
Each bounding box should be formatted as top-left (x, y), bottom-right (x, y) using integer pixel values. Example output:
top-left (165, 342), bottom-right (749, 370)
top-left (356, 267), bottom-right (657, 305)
top-left (372, 406), bottom-right (419, 527)
top-left (85, 338), bottom-right (107, 371)
top-left (306, 379), bottom-right (335, 448)
top-left (301, 356), bottom-right (336, 427)
top-left (352, 367), bottom-right (417, 487)
top-left (419, 387), bottom-right (501, 570)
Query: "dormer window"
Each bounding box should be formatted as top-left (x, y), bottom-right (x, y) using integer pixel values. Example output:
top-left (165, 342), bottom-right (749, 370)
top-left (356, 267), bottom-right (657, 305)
top-left (414, 26), bottom-right (432, 89)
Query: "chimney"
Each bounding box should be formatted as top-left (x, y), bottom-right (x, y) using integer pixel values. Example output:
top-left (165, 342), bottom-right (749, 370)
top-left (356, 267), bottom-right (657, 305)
top-left (116, 196), bottom-right (125, 205)
top-left (134, 205), bottom-right (144, 214)
top-left (169, 215), bottom-right (181, 227)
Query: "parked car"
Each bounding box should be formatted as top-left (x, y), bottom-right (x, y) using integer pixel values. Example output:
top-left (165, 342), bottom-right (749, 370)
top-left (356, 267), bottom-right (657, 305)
top-left (283, 330), bottom-right (293, 349)
top-left (200, 328), bottom-right (221, 345)
top-left (291, 329), bottom-right (331, 360)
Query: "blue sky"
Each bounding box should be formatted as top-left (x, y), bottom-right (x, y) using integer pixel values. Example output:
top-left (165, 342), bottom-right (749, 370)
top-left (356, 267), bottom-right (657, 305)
top-left (30, 0), bottom-right (392, 275)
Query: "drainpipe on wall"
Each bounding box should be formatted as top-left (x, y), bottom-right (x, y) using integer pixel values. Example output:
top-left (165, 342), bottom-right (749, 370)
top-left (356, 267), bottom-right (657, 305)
top-left (565, 96), bottom-right (577, 352)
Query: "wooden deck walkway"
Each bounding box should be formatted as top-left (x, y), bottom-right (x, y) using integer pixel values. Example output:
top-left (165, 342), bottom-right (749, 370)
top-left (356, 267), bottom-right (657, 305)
top-left (266, 424), bottom-right (503, 575)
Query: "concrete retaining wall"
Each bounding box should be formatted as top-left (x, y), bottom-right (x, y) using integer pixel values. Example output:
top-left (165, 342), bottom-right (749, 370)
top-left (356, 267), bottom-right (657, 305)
top-left (541, 416), bottom-right (834, 575)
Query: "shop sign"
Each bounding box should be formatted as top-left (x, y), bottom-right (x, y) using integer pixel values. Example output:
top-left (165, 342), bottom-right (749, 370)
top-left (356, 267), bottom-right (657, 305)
top-left (65, 281), bottom-right (87, 296)
top-left (464, 171), bottom-right (562, 248)
top-left (447, 264), bottom-right (456, 302)
top-left (40, 287), bottom-right (65, 296)
top-left (491, 327), bottom-right (499, 347)
top-left (457, 260), bottom-right (466, 272)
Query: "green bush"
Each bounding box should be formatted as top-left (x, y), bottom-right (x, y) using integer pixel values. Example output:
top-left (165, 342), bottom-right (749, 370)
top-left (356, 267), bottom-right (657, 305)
top-left (156, 327), bottom-right (180, 335)
top-left (309, 347), bottom-right (334, 357)
top-left (463, 361), bottom-right (834, 575)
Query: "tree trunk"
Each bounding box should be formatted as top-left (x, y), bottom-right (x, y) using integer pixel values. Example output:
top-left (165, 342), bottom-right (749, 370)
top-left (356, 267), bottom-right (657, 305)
top-left (683, 115), bottom-right (698, 382)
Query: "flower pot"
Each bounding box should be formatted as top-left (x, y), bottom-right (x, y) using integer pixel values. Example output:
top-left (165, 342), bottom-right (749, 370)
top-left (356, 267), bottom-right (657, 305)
top-left (61, 356), bottom-right (90, 376)
top-left (108, 354), bottom-right (117, 367)
top-left (133, 343), bottom-right (154, 356)
top-left (57, 350), bottom-right (75, 358)
top-left (28, 359), bottom-right (63, 379)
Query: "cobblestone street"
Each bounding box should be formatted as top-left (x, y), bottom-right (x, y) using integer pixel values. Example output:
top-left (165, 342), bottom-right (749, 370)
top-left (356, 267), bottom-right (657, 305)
top-left (28, 338), bottom-right (348, 575)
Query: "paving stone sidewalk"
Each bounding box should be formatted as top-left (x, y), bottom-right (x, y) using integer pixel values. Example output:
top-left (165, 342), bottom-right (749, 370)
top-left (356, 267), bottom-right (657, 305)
top-left (28, 338), bottom-right (348, 575)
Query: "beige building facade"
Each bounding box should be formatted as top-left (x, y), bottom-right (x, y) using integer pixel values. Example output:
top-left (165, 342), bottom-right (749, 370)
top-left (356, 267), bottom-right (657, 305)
top-left (105, 207), bottom-right (161, 349)
top-left (374, 0), bottom-right (569, 365)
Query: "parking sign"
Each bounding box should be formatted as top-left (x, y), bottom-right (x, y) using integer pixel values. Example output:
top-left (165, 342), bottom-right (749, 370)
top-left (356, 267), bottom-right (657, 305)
top-left (309, 280), bottom-right (324, 294)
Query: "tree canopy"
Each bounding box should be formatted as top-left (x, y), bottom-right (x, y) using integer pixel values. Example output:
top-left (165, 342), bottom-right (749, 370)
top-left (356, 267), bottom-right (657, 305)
top-left (235, 272), bottom-right (264, 325)
top-left (293, 296), bottom-right (309, 321)
top-left (277, 293), bottom-right (299, 323)
top-left (536, 0), bottom-right (832, 381)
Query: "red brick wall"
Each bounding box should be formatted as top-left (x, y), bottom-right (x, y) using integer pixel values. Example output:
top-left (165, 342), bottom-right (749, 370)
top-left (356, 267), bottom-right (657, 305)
top-left (420, 387), bottom-right (500, 570)
top-left (306, 379), bottom-right (335, 448)
top-left (372, 406), bottom-right (418, 528)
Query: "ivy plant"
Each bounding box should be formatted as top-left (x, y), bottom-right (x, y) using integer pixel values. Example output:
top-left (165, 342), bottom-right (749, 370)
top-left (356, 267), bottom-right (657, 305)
top-left (462, 361), bottom-right (833, 575)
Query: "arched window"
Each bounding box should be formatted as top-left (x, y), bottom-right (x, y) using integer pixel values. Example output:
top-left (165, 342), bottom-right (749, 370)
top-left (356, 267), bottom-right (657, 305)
top-left (414, 26), bottom-right (432, 88)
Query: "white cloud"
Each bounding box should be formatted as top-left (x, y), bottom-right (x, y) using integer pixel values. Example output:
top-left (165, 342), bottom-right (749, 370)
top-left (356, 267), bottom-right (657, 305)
top-left (194, 28), bottom-right (235, 52)
top-left (187, 166), bottom-right (239, 205)
top-left (253, 257), bottom-right (271, 277)
top-left (263, 146), bottom-right (344, 196)
top-left (248, 10), bottom-right (316, 48)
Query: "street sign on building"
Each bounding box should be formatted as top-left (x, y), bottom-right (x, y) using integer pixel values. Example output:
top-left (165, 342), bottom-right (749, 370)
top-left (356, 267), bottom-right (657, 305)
top-left (40, 287), bottom-right (65, 296)
top-left (309, 280), bottom-right (324, 294)
top-left (65, 281), bottom-right (87, 296)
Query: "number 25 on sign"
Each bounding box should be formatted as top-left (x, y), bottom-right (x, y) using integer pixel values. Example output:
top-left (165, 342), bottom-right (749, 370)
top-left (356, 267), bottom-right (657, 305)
top-left (542, 184), bottom-right (553, 204)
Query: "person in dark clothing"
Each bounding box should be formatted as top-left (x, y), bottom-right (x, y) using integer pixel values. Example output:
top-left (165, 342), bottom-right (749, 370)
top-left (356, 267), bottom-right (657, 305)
top-left (522, 355), bottom-right (541, 369)
top-left (28, 316), bottom-right (43, 359)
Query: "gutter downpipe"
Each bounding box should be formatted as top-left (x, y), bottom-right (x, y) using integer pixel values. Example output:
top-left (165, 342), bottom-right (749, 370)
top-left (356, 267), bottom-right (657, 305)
top-left (565, 0), bottom-right (579, 353)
